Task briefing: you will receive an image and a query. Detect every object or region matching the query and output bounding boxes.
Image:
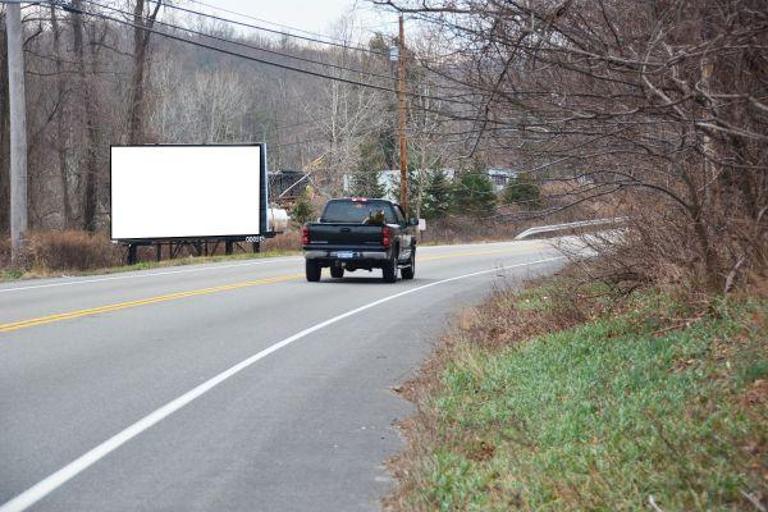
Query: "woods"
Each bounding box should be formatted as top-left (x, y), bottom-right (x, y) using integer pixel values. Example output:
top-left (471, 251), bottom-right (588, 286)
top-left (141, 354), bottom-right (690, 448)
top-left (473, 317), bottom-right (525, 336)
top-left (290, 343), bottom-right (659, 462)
top-left (376, 0), bottom-right (767, 293)
top-left (0, 0), bottom-right (765, 292)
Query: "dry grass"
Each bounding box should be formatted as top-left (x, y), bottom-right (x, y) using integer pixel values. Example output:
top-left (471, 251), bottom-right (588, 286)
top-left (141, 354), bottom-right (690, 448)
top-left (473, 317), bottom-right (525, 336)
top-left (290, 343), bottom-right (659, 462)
top-left (26, 230), bottom-right (123, 271)
top-left (0, 229), bottom-right (303, 280)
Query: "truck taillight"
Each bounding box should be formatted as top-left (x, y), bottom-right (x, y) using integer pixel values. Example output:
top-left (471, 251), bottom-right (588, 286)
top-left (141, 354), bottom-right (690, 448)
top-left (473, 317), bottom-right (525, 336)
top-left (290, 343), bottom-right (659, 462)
top-left (302, 226), bottom-right (310, 245)
top-left (382, 226), bottom-right (392, 248)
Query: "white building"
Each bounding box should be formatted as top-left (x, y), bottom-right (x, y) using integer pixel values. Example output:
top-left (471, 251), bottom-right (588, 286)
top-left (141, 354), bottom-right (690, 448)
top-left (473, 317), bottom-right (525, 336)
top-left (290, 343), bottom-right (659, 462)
top-left (343, 168), bottom-right (515, 196)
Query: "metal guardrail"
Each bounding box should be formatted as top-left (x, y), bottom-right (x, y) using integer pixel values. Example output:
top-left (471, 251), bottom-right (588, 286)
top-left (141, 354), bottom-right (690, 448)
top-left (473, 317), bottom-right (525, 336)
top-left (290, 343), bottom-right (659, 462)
top-left (514, 217), bottom-right (628, 240)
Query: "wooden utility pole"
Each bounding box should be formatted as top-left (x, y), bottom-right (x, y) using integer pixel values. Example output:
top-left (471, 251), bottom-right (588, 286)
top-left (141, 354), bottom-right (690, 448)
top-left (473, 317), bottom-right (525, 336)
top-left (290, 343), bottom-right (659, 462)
top-left (396, 15), bottom-right (409, 214)
top-left (6, 1), bottom-right (28, 262)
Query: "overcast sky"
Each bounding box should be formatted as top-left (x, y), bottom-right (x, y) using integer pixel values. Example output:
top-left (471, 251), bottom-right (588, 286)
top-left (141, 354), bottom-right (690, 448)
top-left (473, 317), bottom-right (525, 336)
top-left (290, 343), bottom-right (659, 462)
top-left (191, 0), bottom-right (399, 42)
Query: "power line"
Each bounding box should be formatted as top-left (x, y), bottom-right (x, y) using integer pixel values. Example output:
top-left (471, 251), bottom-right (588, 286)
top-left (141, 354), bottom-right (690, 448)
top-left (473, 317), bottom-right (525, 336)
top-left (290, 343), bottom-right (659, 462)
top-left (147, 0), bottom-right (389, 57)
top-left (185, 0), bottom-right (369, 49)
top-left (50, 1), bottom-right (471, 107)
top-left (50, 2), bottom-right (401, 95)
top-left (158, 0), bottom-right (480, 97)
top-left (154, 0), bottom-right (477, 97)
top-left (81, 0), bottom-right (396, 83)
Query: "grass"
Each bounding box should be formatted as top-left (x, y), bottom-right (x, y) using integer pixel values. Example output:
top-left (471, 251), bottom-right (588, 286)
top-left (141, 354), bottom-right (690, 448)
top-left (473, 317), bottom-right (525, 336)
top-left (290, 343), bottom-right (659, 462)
top-left (0, 249), bottom-right (299, 283)
top-left (387, 278), bottom-right (768, 511)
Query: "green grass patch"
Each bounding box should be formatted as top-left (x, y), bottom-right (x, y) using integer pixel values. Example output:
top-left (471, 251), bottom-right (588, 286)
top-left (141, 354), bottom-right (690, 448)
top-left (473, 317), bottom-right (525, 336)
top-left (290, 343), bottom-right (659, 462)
top-left (392, 286), bottom-right (767, 511)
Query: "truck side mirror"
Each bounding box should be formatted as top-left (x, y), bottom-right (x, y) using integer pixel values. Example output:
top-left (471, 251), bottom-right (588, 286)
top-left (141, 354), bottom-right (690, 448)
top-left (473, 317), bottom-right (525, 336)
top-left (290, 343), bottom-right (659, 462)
top-left (408, 217), bottom-right (419, 226)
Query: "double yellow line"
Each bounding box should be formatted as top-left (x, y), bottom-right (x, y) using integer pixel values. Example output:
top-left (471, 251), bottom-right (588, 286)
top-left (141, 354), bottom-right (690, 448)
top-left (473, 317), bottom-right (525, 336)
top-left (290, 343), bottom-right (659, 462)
top-left (0, 246), bottom-right (541, 334)
top-left (0, 273), bottom-right (302, 334)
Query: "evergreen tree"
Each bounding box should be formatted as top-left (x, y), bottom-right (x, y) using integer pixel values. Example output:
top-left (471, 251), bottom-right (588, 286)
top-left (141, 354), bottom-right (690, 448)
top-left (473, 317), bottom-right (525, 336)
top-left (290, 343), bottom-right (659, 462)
top-left (422, 170), bottom-right (454, 219)
top-left (454, 172), bottom-right (496, 217)
top-left (291, 185), bottom-right (315, 226)
top-left (349, 171), bottom-right (385, 198)
top-left (387, 168), bottom-right (418, 210)
top-left (503, 172), bottom-right (541, 209)
top-left (350, 137), bottom-right (387, 198)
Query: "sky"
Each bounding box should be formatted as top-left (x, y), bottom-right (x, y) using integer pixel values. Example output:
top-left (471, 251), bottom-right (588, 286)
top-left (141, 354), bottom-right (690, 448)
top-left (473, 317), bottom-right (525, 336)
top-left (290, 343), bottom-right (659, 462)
top-left (189, 0), bottom-right (400, 44)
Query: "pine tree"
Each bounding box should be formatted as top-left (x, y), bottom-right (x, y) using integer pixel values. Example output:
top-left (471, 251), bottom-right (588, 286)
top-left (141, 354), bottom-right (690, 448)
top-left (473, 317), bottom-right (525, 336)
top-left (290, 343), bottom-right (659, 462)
top-left (349, 171), bottom-right (385, 198)
top-left (454, 172), bottom-right (496, 217)
top-left (291, 185), bottom-right (316, 227)
top-left (422, 170), bottom-right (454, 219)
top-left (503, 172), bottom-right (541, 209)
top-left (350, 137), bottom-right (387, 198)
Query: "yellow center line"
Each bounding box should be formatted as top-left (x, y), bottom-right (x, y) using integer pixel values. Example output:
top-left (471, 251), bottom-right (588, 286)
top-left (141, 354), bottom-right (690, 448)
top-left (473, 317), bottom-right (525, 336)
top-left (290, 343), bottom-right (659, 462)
top-left (0, 274), bottom-right (303, 333)
top-left (0, 246), bottom-right (542, 334)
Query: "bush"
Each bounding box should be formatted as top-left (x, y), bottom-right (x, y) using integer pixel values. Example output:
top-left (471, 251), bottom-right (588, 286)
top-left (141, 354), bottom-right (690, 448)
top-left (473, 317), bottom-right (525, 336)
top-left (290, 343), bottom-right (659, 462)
top-left (26, 231), bottom-right (122, 271)
top-left (291, 186), bottom-right (316, 227)
top-left (453, 173), bottom-right (496, 218)
top-left (262, 230), bottom-right (301, 252)
top-left (422, 170), bottom-right (455, 220)
top-left (503, 173), bottom-right (541, 209)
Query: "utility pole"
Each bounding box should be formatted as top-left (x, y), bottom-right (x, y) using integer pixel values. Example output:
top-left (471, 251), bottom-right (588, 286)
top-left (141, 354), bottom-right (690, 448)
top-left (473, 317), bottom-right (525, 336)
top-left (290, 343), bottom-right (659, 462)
top-left (396, 15), bottom-right (409, 214)
top-left (6, 0), bottom-right (28, 263)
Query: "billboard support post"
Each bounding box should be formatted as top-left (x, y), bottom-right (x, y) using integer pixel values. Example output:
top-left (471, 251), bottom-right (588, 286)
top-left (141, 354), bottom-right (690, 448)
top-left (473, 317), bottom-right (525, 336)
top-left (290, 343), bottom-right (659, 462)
top-left (127, 244), bottom-right (137, 265)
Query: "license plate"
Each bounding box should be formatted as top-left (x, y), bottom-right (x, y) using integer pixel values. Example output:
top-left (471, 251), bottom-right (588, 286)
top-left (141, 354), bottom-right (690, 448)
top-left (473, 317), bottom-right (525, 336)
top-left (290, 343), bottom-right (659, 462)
top-left (335, 251), bottom-right (355, 259)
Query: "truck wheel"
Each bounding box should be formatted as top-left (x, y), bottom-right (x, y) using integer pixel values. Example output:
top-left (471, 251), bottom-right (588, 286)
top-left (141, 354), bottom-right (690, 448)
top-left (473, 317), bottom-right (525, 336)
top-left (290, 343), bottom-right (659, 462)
top-left (330, 264), bottom-right (344, 279)
top-left (305, 260), bottom-right (321, 282)
top-left (382, 257), bottom-right (397, 283)
top-left (401, 249), bottom-right (415, 280)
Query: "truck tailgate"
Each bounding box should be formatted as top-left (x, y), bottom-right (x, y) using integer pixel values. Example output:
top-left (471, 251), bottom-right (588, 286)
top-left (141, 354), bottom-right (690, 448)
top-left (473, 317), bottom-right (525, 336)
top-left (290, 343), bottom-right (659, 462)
top-left (307, 223), bottom-right (382, 246)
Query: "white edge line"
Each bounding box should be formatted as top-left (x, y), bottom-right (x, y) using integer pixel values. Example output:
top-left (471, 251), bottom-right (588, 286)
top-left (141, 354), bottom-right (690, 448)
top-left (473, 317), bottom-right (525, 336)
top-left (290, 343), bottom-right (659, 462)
top-left (0, 240), bottom-right (548, 294)
top-left (0, 255), bottom-right (564, 512)
top-left (0, 257), bottom-right (305, 294)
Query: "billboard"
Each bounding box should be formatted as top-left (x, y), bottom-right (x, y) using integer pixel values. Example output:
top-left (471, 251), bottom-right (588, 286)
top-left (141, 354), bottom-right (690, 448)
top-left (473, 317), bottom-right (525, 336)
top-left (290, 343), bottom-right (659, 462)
top-left (110, 145), bottom-right (266, 241)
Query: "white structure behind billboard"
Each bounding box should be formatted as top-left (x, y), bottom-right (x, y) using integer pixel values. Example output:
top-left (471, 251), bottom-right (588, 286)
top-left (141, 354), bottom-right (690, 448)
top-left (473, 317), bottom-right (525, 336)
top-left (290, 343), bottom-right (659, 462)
top-left (111, 145), bottom-right (263, 240)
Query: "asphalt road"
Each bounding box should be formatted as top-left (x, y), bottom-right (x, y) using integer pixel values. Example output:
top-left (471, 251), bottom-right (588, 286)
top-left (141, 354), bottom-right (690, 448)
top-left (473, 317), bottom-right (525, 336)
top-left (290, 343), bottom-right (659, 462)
top-left (0, 240), bottom-right (566, 512)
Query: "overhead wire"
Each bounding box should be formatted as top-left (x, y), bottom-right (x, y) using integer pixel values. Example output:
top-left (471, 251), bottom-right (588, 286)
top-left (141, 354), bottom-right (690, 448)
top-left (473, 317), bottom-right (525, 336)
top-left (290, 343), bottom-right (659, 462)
top-left (185, 0), bottom-right (371, 49)
top-left (50, 2), bottom-right (401, 95)
top-left (80, 0), bottom-right (398, 83)
top-left (50, 0), bottom-right (472, 107)
top-left (146, 0), bottom-right (479, 97)
top-left (146, 0), bottom-right (389, 57)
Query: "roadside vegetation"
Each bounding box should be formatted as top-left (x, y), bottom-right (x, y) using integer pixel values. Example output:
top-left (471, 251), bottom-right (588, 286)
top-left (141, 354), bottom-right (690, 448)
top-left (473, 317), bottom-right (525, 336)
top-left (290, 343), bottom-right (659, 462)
top-left (387, 268), bottom-right (768, 510)
top-left (0, 230), bottom-right (300, 281)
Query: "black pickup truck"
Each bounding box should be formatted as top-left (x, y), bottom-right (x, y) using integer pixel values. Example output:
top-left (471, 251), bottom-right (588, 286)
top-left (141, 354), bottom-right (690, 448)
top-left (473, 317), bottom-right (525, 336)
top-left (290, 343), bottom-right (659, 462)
top-left (302, 198), bottom-right (418, 282)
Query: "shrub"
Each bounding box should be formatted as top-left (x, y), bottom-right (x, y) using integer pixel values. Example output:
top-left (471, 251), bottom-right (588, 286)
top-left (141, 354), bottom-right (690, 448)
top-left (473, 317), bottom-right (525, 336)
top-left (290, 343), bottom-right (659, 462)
top-left (453, 173), bottom-right (496, 218)
top-left (290, 186), bottom-right (316, 227)
top-left (422, 170), bottom-right (455, 220)
top-left (26, 230), bottom-right (122, 271)
top-left (503, 173), bottom-right (541, 209)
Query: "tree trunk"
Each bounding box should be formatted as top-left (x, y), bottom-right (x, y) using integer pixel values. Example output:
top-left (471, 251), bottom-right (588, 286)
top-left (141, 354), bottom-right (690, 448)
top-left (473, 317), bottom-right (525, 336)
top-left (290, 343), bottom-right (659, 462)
top-left (128, 0), bottom-right (162, 145)
top-left (71, 0), bottom-right (98, 231)
top-left (50, 5), bottom-right (72, 229)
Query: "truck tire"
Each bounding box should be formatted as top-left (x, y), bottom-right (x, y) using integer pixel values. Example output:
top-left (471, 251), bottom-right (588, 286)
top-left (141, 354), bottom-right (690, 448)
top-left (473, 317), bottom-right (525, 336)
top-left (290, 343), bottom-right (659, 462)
top-left (330, 264), bottom-right (344, 279)
top-left (382, 257), bottom-right (397, 283)
top-left (305, 260), bottom-right (321, 282)
top-left (401, 249), bottom-right (415, 280)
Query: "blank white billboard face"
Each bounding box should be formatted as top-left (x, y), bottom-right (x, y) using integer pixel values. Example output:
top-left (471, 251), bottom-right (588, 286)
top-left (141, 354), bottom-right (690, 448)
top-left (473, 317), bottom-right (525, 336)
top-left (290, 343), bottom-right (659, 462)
top-left (111, 146), bottom-right (262, 240)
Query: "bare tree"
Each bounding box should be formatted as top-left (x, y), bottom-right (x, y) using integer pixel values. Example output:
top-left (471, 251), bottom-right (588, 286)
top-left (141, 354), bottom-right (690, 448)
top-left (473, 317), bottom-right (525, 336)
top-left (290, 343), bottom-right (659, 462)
top-left (128, 0), bottom-right (162, 144)
top-left (375, 0), bottom-right (768, 292)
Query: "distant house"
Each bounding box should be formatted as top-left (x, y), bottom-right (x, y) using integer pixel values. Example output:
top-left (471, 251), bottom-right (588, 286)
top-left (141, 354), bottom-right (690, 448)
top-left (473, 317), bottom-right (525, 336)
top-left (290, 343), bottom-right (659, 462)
top-left (486, 168), bottom-right (519, 191)
top-left (343, 169), bottom-right (456, 200)
top-left (341, 168), bottom-right (515, 197)
top-left (342, 170), bottom-right (398, 200)
top-left (269, 169), bottom-right (309, 202)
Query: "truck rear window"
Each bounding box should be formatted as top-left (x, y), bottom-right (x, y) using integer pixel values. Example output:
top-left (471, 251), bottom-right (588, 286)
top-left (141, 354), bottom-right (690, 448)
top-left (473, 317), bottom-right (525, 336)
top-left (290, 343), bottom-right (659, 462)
top-left (322, 200), bottom-right (396, 224)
